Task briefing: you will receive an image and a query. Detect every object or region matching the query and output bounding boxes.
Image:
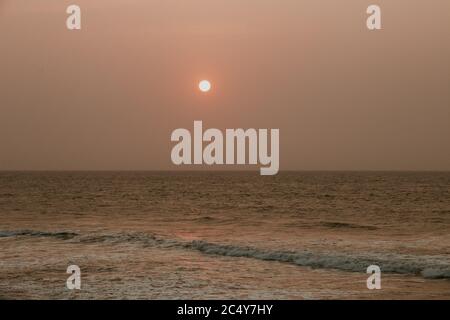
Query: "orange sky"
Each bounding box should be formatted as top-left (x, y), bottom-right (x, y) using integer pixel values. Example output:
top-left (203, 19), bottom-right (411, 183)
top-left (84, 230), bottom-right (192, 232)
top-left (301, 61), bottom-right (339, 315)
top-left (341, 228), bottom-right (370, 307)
top-left (0, 0), bottom-right (449, 170)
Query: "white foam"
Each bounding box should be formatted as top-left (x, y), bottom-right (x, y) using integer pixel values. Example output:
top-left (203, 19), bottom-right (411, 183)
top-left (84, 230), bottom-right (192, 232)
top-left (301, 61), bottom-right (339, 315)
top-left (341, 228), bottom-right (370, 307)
top-left (2, 229), bottom-right (449, 279)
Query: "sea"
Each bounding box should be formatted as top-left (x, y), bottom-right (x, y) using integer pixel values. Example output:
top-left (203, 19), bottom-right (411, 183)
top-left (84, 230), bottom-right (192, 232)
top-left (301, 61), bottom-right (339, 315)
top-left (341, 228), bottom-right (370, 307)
top-left (0, 171), bottom-right (449, 299)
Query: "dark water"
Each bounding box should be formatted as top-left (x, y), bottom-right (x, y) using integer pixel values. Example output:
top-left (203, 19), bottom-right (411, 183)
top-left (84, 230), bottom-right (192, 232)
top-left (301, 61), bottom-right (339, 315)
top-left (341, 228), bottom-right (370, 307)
top-left (0, 171), bottom-right (449, 299)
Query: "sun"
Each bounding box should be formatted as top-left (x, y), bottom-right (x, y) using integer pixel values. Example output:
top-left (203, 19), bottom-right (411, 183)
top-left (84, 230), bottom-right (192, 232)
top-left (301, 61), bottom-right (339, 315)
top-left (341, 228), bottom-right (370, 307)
top-left (198, 80), bottom-right (211, 93)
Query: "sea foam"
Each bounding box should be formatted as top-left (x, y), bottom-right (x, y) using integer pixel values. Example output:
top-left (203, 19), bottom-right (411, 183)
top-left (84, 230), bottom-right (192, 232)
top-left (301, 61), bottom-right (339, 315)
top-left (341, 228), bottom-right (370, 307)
top-left (1, 229), bottom-right (449, 279)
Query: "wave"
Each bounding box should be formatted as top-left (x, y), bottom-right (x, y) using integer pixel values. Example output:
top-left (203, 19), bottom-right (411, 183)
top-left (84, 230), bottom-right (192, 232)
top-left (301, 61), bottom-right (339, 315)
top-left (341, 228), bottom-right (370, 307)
top-left (1, 229), bottom-right (449, 279)
top-left (0, 230), bottom-right (78, 240)
top-left (188, 240), bottom-right (450, 279)
top-left (319, 221), bottom-right (378, 230)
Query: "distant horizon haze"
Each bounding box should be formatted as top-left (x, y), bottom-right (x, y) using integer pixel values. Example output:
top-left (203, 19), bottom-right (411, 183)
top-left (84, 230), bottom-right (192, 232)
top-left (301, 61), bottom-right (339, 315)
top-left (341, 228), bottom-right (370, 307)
top-left (1, 0), bottom-right (449, 171)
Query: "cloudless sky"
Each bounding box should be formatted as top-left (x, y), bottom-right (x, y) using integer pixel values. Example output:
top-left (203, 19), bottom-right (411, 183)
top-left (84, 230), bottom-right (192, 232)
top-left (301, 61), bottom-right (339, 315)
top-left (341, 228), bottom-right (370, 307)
top-left (1, 0), bottom-right (449, 170)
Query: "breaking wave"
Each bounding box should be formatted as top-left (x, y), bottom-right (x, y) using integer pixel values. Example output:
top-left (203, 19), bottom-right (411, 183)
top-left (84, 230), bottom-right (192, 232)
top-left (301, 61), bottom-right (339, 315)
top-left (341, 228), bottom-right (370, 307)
top-left (188, 240), bottom-right (450, 279)
top-left (1, 229), bottom-right (449, 279)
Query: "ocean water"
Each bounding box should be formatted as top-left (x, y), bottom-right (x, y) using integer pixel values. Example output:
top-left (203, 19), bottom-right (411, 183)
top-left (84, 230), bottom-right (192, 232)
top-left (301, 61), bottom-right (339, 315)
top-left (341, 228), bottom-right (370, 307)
top-left (0, 171), bottom-right (449, 299)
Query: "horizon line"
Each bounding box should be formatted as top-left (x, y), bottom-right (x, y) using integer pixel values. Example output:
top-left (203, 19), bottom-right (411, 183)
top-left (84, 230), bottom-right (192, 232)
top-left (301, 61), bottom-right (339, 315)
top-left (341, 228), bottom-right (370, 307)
top-left (1, 169), bottom-right (449, 173)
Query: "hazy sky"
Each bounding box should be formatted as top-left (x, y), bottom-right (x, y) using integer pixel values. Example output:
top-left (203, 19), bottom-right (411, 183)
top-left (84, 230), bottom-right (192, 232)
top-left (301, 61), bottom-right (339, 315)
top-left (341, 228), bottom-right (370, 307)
top-left (1, 0), bottom-right (449, 170)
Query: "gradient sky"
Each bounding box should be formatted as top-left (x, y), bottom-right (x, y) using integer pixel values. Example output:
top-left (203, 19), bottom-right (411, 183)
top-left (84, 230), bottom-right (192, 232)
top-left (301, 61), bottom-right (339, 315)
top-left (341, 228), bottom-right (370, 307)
top-left (1, 0), bottom-right (449, 170)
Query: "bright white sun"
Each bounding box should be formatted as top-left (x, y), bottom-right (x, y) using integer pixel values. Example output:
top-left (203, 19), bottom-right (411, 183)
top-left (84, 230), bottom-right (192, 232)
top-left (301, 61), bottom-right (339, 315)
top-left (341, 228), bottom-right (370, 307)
top-left (199, 80), bottom-right (211, 92)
